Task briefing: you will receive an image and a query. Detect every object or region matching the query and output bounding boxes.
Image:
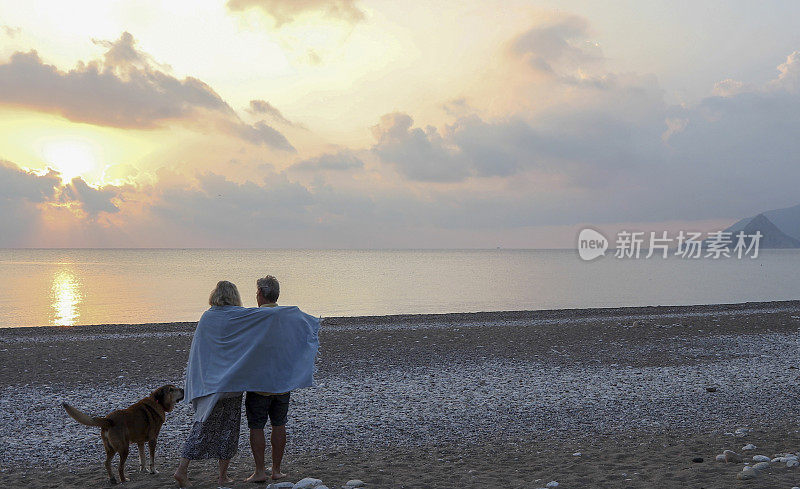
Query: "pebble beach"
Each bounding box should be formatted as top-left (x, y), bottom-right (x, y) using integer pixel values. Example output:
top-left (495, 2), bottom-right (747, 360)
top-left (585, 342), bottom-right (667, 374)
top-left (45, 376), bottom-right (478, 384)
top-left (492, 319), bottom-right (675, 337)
top-left (2, 301), bottom-right (800, 488)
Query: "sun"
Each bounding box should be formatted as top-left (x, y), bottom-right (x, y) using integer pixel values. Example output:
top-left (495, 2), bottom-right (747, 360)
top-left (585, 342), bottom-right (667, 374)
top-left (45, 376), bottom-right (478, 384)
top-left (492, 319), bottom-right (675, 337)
top-left (41, 140), bottom-right (99, 181)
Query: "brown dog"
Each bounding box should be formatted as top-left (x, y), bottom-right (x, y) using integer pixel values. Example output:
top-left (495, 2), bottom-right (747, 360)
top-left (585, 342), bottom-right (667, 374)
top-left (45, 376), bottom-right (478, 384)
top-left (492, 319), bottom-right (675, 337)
top-left (63, 384), bottom-right (184, 484)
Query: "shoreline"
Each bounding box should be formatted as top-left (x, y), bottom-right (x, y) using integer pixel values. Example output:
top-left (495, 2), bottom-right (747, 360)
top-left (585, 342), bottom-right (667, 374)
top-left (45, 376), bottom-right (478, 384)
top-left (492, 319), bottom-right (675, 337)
top-left (4, 298), bottom-right (800, 332)
top-left (3, 299), bottom-right (800, 487)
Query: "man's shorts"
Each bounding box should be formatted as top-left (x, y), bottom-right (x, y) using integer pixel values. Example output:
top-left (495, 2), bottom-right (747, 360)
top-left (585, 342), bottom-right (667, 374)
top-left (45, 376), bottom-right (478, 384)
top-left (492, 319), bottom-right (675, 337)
top-left (245, 392), bottom-right (291, 429)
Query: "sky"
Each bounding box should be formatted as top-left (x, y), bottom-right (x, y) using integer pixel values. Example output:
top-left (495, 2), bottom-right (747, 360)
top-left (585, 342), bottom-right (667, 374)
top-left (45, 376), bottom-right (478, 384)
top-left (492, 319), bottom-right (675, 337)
top-left (1, 0), bottom-right (799, 248)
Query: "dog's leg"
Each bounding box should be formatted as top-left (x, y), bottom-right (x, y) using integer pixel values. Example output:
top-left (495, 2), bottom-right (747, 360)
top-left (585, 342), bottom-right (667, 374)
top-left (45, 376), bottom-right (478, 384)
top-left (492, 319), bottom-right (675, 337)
top-left (103, 433), bottom-right (117, 484)
top-left (118, 446), bottom-right (130, 483)
top-left (148, 439), bottom-right (159, 474)
top-left (137, 442), bottom-right (146, 472)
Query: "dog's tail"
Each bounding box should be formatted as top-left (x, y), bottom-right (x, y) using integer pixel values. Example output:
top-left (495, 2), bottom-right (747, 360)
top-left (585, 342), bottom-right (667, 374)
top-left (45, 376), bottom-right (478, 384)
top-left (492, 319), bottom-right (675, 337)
top-left (62, 402), bottom-right (112, 429)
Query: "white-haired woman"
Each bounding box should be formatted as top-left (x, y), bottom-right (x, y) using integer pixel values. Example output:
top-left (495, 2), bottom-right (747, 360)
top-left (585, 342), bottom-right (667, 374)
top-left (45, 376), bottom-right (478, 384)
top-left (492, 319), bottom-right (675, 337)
top-left (174, 280), bottom-right (243, 488)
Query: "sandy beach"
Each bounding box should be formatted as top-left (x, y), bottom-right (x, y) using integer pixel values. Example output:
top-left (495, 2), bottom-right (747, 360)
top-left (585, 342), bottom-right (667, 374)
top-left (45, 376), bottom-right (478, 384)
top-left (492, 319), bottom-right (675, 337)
top-left (3, 301), bottom-right (800, 488)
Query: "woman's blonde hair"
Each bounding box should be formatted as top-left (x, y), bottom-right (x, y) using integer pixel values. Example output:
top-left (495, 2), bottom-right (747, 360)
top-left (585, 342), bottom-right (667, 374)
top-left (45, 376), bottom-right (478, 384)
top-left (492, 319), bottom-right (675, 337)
top-left (209, 280), bottom-right (242, 307)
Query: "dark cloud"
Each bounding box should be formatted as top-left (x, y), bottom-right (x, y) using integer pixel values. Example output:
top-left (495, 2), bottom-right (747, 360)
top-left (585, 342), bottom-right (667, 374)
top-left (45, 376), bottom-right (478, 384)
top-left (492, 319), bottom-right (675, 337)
top-left (370, 112), bottom-right (469, 182)
top-left (371, 85), bottom-right (665, 186)
top-left (654, 61), bottom-right (800, 220)
top-left (0, 162), bottom-right (60, 246)
top-left (248, 100), bottom-right (306, 129)
top-left (290, 150), bottom-right (364, 171)
top-left (226, 0), bottom-right (365, 27)
top-left (234, 121), bottom-right (296, 152)
top-left (0, 33), bottom-right (294, 151)
top-left (0, 160), bottom-right (60, 203)
top-left (61, 177), bottom-right (122, 216)
top-left (151, 172), bottom-right (314, 240)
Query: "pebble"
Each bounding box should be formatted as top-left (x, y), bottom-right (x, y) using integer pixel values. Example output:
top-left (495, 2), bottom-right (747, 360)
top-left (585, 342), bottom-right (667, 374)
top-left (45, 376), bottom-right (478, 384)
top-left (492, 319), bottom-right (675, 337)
top-left (715, 454), bottom-right (726, 462)
top-left (267, 483), bottom-right (294, 489)
top-left (734, 428), bottom-right (751, 437)
top-left (572, 452), bottom-right (581, 457)
top-left (742, 444), bottom-right (756, 451)
top-left (724, 450), bottom-right (743, 463)
top-left (344, 481), bottom-right (365, 488)
top-left (546, 482), bottom-right (559, 488)
top-left (752, 455), bottom-right (771, 462)
top-left (293, 478), bottom-right (324, 489)
top-left (752, 462), bottom-right (770, 471)
top-left (788, 460), bottom-right (800, 468)
top-left (692, 457), bottom-right (703, 463)
top-left (737, 466), bottom-right (759, 480)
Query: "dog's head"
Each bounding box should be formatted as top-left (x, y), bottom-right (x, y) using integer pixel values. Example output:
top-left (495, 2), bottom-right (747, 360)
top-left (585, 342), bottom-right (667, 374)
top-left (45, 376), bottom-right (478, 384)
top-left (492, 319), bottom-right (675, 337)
top-left (152, 384), bottom-right (184, 412)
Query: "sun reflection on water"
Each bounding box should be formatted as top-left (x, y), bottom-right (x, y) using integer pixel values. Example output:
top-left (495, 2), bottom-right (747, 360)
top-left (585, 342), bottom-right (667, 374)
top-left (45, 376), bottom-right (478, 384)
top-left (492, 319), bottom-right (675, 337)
top-left (51, 268), bottom-right (82, 326)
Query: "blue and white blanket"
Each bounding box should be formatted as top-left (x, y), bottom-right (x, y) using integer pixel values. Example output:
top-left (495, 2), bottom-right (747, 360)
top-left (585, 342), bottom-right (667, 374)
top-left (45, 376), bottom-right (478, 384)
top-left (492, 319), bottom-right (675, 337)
top-left (184, 305), bottom-right (320, 421)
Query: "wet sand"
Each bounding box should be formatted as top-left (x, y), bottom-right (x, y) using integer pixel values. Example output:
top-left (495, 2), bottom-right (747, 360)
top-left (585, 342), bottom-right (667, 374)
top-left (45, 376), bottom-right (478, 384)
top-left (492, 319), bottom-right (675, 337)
top-left (2, 301), bottom-right (800, 488)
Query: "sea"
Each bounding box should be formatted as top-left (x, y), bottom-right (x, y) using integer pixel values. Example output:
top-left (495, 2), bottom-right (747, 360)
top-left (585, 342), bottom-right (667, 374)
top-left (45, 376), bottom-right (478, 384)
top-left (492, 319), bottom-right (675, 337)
top-left (1, 248), bottom-right (799, 328)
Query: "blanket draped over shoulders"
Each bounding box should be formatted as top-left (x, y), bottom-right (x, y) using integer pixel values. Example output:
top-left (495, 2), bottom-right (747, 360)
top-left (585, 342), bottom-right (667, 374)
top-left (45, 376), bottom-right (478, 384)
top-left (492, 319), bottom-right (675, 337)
top-left (185, 305), bottom-right (320, 405)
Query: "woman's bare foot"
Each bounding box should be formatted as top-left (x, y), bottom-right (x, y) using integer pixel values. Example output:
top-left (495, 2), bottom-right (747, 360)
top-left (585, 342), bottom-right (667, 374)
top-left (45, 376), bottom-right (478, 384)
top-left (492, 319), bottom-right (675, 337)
top-left (244, 471), bottom-right (269, 483)
top-left (173, 470), bottom-right (189, 487)
top-left (271, 471), bottom-right (288, 480)
top-left (218, 476), bottom-right (235, 485)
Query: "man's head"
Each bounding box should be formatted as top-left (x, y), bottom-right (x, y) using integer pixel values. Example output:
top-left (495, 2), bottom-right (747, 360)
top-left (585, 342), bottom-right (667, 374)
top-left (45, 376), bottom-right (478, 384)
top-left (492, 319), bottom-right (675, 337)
top-left (256, 275), bottom-right (280, 306)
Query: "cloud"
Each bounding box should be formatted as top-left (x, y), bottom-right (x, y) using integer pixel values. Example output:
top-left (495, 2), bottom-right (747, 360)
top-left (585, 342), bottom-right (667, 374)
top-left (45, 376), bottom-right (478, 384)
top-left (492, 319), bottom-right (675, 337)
top-left (0, 162), bottom-right (60, 245)
top-left (0, 32), bottom-right (294, 151)
top-left (370, 112), bottom-right (469, 182)
top-left (510, 13), bottom-right (602, 78)
top-left (1, 25), bottom-right (21, 38)
top-left (290, 150), bottom-right (364, 171)
top-left (248, 99), bottom-right (306, 128)
top-left (769, 51), bottom-right (800, 93)
top-left (60, 177), bottom-right (122, 216)
top-left (150, 172), bottom-right (314, 242)
top-left (4, 14), bottom-right (800, 247)
top-left (0, 161), bottom-right (61, 203)
top-left (655, 56), bottom-right (800, 219)
top-left (226, 0), bottom-right (365, 27)
top-left (233, 121), bottom-right (296, 152)
top-left (371, 91), bottom-right (664, 186)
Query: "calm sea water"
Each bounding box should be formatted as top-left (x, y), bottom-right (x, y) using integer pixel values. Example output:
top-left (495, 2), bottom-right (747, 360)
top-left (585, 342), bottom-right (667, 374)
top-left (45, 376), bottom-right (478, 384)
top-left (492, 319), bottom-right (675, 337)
top-left (1, 248), bottom-right (799, 328)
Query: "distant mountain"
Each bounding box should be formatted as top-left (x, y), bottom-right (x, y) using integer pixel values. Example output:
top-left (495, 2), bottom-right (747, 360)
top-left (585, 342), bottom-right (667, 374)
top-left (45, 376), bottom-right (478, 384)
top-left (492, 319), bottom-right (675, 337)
top-left (726, 203), bottom-right (800, 242)
top-left (725, 213), bottom-right (800, 249)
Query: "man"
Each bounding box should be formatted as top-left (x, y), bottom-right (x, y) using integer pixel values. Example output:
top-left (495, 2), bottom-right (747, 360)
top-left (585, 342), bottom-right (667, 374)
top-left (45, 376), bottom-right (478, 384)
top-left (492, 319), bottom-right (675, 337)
top-left (245, 275), bottom-right (291, 483)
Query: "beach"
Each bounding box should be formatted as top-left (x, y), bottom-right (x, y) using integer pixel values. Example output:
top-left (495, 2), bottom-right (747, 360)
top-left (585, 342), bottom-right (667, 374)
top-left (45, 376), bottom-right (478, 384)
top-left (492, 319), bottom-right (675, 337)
top-left (2, 301), bottom-right (800, 488)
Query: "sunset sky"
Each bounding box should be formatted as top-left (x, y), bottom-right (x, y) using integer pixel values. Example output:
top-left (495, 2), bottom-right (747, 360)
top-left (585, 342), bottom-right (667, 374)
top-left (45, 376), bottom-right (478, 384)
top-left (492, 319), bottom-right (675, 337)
top-left (1, 0), bottom-right (799, 248)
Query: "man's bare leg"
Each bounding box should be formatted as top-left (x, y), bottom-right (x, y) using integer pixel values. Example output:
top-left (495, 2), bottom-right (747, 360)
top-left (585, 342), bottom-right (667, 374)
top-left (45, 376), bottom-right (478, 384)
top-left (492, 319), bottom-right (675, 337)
top-left (245, 429), bottom-right (269, 483)
top-left (270, 425), bottom-right (287, 480)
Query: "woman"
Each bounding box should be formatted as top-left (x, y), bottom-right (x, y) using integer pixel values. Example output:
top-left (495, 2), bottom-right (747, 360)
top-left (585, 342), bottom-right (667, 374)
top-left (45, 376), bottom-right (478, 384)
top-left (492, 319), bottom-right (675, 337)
top-left (173, 281), bottom-right (243, 488)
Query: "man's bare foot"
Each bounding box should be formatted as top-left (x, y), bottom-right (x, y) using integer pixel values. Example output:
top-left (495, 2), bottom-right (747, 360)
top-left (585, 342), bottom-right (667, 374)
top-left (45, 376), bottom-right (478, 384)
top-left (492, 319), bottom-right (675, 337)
top-left (270, 471), bottom-right (288, 480)
top-left (244, 472), bottom-right (269, 483)
top-left (218, 476), bottom-right (235, 485)
top-left (173, 470), bottom-right (189, 487)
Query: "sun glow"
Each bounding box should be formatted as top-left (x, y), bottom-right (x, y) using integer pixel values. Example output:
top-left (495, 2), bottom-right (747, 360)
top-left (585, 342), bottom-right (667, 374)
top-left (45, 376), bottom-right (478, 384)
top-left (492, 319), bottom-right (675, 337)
top-left (41, 140), bottom-right (99, 182)
top-left (51, 268), bottom-right (82, 327)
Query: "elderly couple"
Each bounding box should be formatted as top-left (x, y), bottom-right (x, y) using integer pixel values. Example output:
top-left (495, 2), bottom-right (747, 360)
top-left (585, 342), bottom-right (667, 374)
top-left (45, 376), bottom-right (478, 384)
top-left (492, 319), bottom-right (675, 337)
top-left (173, 276), bottom-right (320, 488)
